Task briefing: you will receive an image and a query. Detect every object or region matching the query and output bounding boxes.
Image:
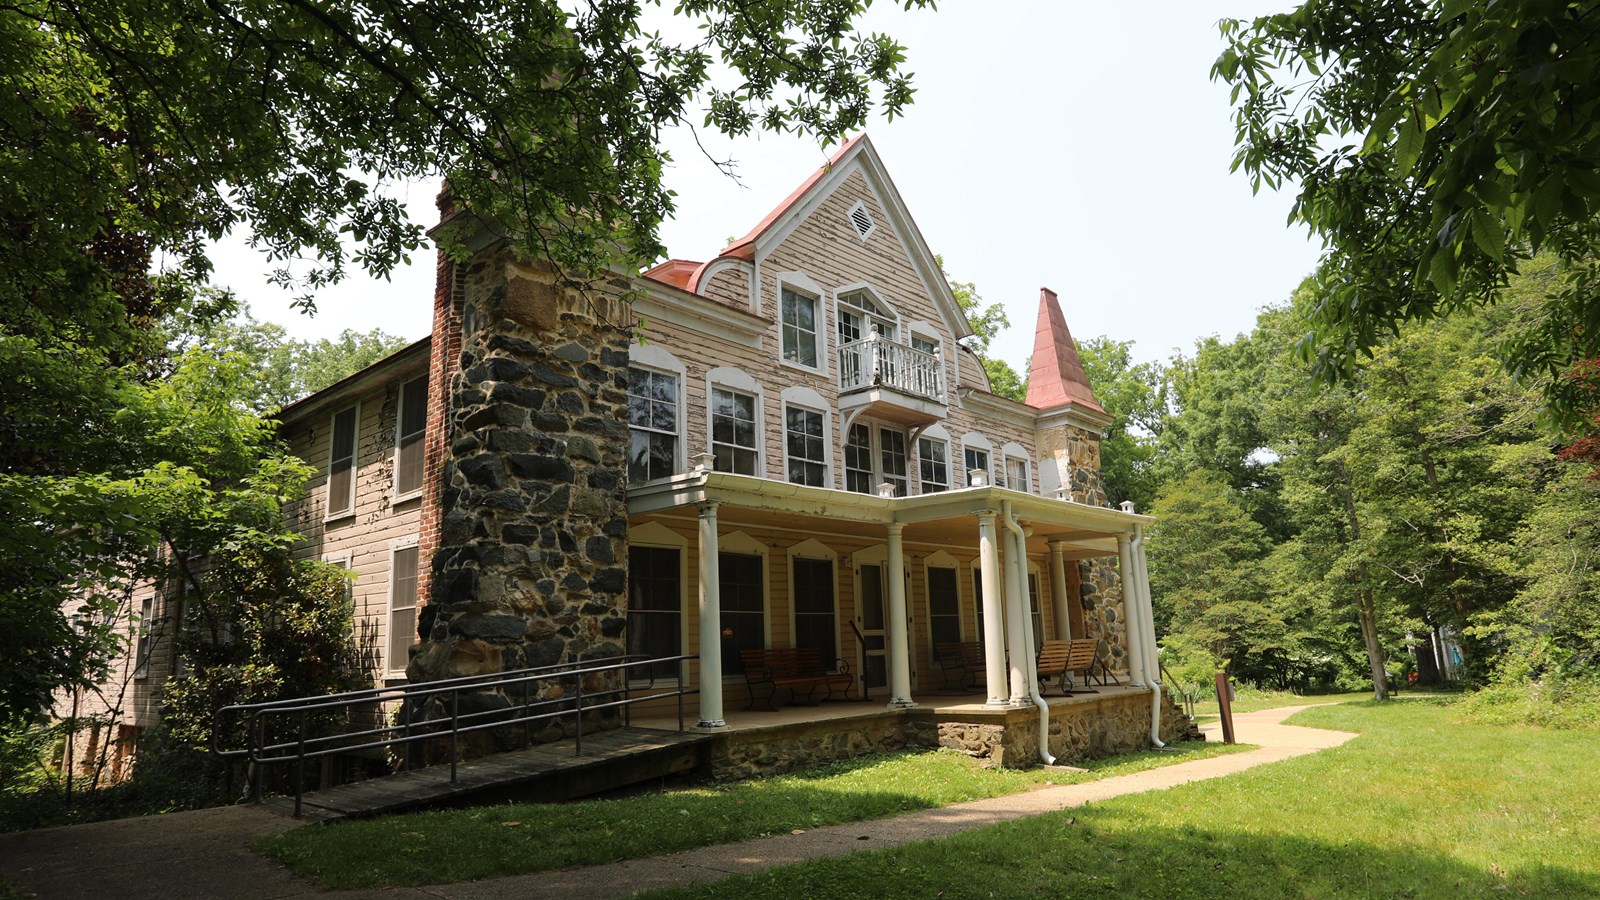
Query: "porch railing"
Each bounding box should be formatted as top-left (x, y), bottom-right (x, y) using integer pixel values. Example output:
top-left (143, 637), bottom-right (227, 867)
top-left (213, 654), bottom-right (697, 816)
top-left (838, 332), bottom-right (945, 403)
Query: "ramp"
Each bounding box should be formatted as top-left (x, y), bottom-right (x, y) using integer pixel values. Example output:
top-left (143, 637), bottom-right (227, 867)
top-left (259, 726), bottom-right (712, 821)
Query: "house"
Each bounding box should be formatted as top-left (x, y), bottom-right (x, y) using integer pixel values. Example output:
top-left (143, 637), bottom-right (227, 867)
top-left (69, 135), bottom-right (1183, 777)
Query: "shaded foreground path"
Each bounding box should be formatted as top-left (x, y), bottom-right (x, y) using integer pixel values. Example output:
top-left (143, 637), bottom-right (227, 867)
top-left (0, 705), bottom-right (1357, 900)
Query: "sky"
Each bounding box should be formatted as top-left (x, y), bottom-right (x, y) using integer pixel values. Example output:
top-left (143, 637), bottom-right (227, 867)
top-left (208, 1), bottom-right (1323, 372)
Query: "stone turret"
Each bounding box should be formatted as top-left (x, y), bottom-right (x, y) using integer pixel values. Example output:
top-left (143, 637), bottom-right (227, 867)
top-left (1025, 287), bottom-right (1126, 673)
top-left (407, 232), bottom-right (633, 752)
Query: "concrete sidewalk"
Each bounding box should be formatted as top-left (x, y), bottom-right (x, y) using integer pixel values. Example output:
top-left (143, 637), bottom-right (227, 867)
top-left (0, 705), bottom-right (1358, 900)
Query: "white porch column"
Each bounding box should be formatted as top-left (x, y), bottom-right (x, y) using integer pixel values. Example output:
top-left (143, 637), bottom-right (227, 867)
top-left (1118, 533), bottom-right (1148, 689)
top-left (696, 500), bottom-right (725, 729)
top-left (1049, 541), bottom-right (1072, 641)
top-left (1002, 522), bottom-right (1030, 706)
top-left (885, 523), bottom-right (914, 708)
top-left (1133, 530), bottom-right (1161, 684)
top-left (977, 510), bottom-right (1008, 708)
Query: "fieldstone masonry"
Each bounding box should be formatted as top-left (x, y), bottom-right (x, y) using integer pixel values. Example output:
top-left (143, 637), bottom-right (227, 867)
top-left (1039, 418), bottom-right (1129, 677)
top-left (407, 244), bottom-right (632, 750)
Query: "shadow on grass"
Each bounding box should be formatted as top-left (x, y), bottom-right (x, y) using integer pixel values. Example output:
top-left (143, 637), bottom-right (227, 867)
top-left (647, 808), bottom-right (1600, 899)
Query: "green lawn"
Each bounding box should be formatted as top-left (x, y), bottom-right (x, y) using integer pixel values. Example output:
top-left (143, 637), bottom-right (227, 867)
top-left (644, 700), bottom-right (1600, 899)
top-left (257, 741), bottom-right (1250, 889)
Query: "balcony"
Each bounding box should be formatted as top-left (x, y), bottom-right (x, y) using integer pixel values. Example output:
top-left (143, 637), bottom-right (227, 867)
top-left (838, 333), bottom-right (948, 427)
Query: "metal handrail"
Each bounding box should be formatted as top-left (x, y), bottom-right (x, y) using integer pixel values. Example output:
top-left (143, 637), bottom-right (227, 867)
top-left (1157, 662), bottom-right (1197, 720)
top-left (214, 654), bottom-right (698, 817)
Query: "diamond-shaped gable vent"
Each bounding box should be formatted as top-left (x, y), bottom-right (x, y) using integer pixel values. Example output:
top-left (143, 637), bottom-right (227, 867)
top-left (847, 201), bottom-right (875, 240)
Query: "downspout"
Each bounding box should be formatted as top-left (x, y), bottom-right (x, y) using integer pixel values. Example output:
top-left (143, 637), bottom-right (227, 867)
top-left (1002, 501), bottom-right (1055, 765)
top-left (1130, 523), bottom-right (1165, 748)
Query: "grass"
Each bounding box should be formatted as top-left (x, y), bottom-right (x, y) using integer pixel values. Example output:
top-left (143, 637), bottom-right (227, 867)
top-left (258, 741), bottom-right (1251, 889)
top-left (643, 700), bottom-right (1600, 899)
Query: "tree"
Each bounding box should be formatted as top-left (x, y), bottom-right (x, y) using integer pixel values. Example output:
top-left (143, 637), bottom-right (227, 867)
top-left (1, 0), bottom-right (932, 725)
top-left (1076, 336), bottom-right (1168, 511)
top-left (1214, 1), bottom-right (1600, 426)
top-left (192, 307), bottom-right (410, 411)
top-left (941, 258), bottom-right (1027, 402)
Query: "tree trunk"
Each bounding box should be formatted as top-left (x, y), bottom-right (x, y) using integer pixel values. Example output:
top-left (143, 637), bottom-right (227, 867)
top-left (1357, 588), bottom-right (1388, 701)
top-left (1336, 463), bottom-right (1388, 701)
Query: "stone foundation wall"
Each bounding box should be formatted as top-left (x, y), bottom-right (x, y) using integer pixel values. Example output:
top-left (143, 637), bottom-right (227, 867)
top-left (933, 690), bottom-right (1192, 770)
top-left (707, 691), bottom-right (1195, 779)
top-left (708, 715), bottom-right (935, 781)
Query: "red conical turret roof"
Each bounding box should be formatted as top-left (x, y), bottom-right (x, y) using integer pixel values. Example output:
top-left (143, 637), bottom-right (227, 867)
top-left (1025, 287), bottom-right (1104, 413)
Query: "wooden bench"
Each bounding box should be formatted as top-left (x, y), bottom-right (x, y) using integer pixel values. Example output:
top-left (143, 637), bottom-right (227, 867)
top-left (1037, 639), bottom-right (1109, 695)
top-left (934, 641), bottom-right (985, 690)
top-left (740, 647), bottom-right (856, 710)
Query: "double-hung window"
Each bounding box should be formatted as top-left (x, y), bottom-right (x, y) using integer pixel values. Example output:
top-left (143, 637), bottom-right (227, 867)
top-left (780, 288), bottom-right (819, 368)
top-left (133, 595), bottom-right (155, 678)
top-left (845, 423), bottom-right (909, 495)
top-left (879, 427), bottom-right (908, 497)
top-left (326, 405), bottom-right (359, 519)
top-left (785, 406), bottom-right (827, 487)
top-left (394, 375), bottom-right (428, 498)
top-left (628, 367), bottom-right (678, 482)
top-left (711, 388), bottom-right (759, 476)
top-left (1005, 456), bottom-right (1030, 493)
top-left (389, 539), bottom-right (420, 674)
top-left (964, 447), bottom-right (991, 487)
top-left (918, 438), bottom-right (949, 493)
top-left (845, 423), bottom-right (874, 494)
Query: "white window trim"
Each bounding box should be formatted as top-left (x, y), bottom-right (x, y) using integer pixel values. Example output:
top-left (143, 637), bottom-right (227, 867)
top-left (386, 536), bottom-right (420, 677)
top-left (832, 282), bottom-right (902, 341)
top-left (706, 367), bottom-right (765, 478)
top-left (324, 401), bottom-right (360, 523)
top-left (132, 593), bottom-right (156, 680)
top-left (780, 386), bottom-right (834, 489)
top-left (787, 539), bottom-right (841, 667)
top-left (843, 417), bottom-right (910, 496)
top-left (627, 351), bottom-right (687, 483)
top-left (392, 378), bottom-right (428, 504)
top-left (628, 521), bottom-right (690, 687)
top-left (960, 432), bottom-right (995, 488)
top-left (1027, 561), bottom-right (1046, 648)
top-left (774, 272), bottom-right (827, 377)
top-left (719, 531), bottom-right (771, 684)
top-left (916, 434), bottom-right (952, 494)
top-left (1001, 441), bottom-right (1032, 494)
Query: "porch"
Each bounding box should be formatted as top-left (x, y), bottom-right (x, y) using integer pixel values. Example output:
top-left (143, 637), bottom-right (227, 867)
top-left (626, 467), bottom-right (1171, 765)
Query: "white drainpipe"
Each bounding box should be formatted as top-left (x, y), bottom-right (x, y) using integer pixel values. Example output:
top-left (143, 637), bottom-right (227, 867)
top-left (1129, 524), bottom-right (1165, 749)
top-left (1002, 501), bottom-right (1056, 765)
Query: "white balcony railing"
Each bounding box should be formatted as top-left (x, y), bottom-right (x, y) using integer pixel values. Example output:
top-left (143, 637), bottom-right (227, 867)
top-left (838, 330), bottom-right (946, 404)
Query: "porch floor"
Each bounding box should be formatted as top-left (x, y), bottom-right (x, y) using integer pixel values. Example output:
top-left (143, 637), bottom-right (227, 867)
top-left (629, 681), bottom-right (1149, 734)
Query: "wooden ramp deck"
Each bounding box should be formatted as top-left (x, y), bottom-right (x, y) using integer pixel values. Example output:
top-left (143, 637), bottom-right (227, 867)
top-left (259, 726), bottom-right (712, 821)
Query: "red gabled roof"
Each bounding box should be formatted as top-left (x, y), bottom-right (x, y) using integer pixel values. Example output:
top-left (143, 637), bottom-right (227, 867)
top-left (641, 258), bottom-right (703, 291)
top-left (1025, 287), bottom-right (1105, 414)
top-left (715, 134), bottom-right (869, 262)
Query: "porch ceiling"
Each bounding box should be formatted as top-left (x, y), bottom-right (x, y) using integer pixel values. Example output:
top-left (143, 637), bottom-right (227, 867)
top-left (628, 472), bottom-right (1146, 558)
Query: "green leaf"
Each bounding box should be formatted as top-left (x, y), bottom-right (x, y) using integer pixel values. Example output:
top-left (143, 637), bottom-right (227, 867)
top-left (1468, 212), bottom-right (1505, 264)
top-left (1394, 117), bottom-right (1424, 176)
